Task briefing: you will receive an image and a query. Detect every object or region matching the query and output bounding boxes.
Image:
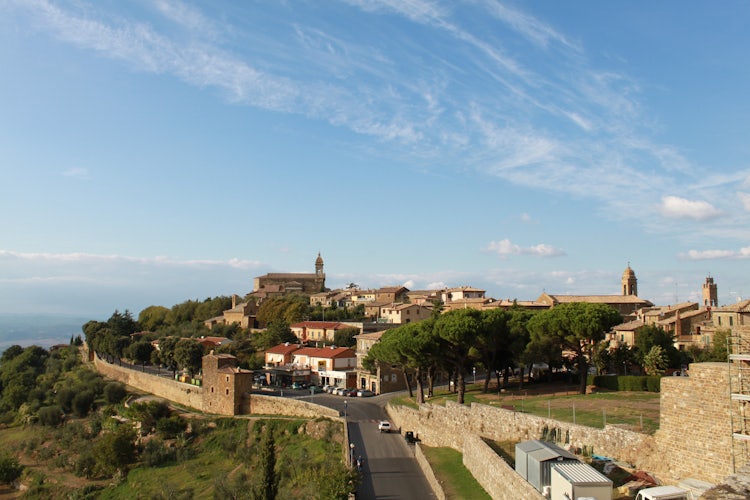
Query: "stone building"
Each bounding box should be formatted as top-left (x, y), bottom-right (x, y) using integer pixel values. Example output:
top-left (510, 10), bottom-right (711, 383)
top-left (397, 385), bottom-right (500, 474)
top-left (201, 352), bottom-right (253, 416)
top-left (252, 253), bottom-right (326, 296)
top-left (537, 264), bottom-right (653, 319)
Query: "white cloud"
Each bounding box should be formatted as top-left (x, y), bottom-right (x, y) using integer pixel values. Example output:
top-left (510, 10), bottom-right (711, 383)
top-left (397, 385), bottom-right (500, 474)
top-left (0, 250), bottom-right (261, 270)
top-left (62, 167), bottom-right (90, 179)
top-left (484, 238), bottom-right (565, 258)
top-left (739, 192), bottom-right (750, 211)
top-left (659, 196), bottom-right (722, 221)
top-left (682, 247), bottom-right (750, 260)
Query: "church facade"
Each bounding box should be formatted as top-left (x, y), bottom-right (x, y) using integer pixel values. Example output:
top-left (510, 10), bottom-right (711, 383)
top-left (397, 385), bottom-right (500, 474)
top-left (252, 253), bottom-right (327, 295)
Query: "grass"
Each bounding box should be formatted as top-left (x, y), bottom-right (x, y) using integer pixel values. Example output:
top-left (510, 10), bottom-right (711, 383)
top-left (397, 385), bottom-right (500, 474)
top-left (420, 446), bottom-right (491, 500)
top-left (395, 381), bottom-right (661, 434)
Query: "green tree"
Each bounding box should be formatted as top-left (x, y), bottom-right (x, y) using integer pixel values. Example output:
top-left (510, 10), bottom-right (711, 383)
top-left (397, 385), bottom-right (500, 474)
top-left (92, 425), bottom-right (136, 477)
top-left (157, 336), bottom-right (180, 377)
top-left (527, 302), bottom-right (621, 394)
top-left (256, 295), bottom-right (310, 327)
top-left (333, 327), bottom-right (359, 348)
top-left (254, 321), bottom-right (298, 351)
top-left (253, 426), bottom-right (279, 500)
top-left (635, 325), bottom-right (680, 370)
top-left (643, 345), bottom-right (669, 375)
top-left (433, 309), bottom-right (483, 404)
top-left (138, 305), bottom-right (170, 331)
top-left (174, 339), bottom-right (204, 378)
top-left (708, 329), bottom-right (730, 362)
top-left (128, 340), bottom-right (154, 371)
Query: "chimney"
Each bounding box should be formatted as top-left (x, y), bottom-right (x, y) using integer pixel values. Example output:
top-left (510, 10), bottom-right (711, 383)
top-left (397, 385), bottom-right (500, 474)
top-left (675, 309), bottom-right (682, 338)
top-left (232, 294), bottom-right (238, 308)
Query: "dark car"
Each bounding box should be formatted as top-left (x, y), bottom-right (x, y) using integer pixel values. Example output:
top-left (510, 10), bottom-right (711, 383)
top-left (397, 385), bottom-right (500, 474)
top-left (404, 431), bottom-right (418, 444)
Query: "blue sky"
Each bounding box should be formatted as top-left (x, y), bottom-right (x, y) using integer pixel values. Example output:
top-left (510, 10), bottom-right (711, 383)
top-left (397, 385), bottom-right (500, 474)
top-left (1, 0), bottom-right (749, 318)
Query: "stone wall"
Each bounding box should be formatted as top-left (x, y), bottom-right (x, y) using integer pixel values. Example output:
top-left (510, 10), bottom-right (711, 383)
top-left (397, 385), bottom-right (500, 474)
top-left (249, 394), bottom-right (340, 419)
top-left (387, 400), bottom-right (653, 467)
top-left (93, 356), bottom-right (204, 411)
top-left (656, 362), bottom-right (735, 484)
top-left (413, 444), bottom-right (446, 500)
top-left (462, 434), bottom-right (544, 500)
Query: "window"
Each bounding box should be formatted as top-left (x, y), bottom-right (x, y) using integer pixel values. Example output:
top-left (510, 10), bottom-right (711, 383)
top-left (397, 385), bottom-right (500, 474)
top-left (730, 317), bottom-right (734, 326)
top-left (226, 389), bottom-right (229, 395)
top-left (226, 376), bottom-right (230, 382)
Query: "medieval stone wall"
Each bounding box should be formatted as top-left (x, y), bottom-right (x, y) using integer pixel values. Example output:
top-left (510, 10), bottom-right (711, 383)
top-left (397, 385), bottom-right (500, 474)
top-left (249, 394), bottom-right (340, 419)
top-left (462, 433), bottom-right (544, 500)
top-left (93, 355), bottom-right (204, 411)
top-left (656, 362), bottom-right (735, 484)
top-left (387, 400), bottom-right (653, 467)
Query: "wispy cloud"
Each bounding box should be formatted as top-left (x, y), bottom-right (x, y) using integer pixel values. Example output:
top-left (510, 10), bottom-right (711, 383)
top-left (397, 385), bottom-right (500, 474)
top-left (483, 238), bottom-right (565, 258)
top-left (0, 250), bottom-right (261, 270)
top-left (7, 0), bottom-right (746, 243)
top-left (739, 192), bottom-right (750, 211)
top-left (62, 167), bottom-right (90, 179)
top-left (681, 247), bottom-right (750, 260)
top-left (659, 196), bottom-right (723, 221)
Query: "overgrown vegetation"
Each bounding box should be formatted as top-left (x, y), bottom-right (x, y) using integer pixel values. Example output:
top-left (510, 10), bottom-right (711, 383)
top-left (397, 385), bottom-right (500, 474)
top-left (0, 344), bottom-right (356, 498)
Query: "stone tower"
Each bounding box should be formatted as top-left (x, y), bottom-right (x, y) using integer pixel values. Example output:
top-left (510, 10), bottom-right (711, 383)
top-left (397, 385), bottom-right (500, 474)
top-left (315, 252), bottom-right (324, 277)
top-left (702, 275), bottom-right (718, 307)
top-left (622, 264), bottom-right (637, 296)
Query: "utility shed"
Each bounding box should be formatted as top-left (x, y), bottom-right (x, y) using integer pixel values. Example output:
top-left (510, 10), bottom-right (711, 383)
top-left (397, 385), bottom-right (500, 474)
top-left (516, 440), bottom-right (579, 493)
top-left (551, 462), bottom-right (613, 500)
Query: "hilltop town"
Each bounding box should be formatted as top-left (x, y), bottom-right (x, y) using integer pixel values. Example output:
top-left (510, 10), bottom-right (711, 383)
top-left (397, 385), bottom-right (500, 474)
top-left (78, 255), bottom-right (750, 496)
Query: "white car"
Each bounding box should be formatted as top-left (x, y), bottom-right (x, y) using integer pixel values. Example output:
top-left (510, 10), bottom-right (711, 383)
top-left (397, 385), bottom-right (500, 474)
top-left (378, 421), bottom-right (391, 433)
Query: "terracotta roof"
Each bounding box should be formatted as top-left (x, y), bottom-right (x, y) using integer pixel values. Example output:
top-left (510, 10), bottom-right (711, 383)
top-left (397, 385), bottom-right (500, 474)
top-left (543, 294), bottom-right (652, 305)
top-left (715, 299), bottom-right (750, 313)
top-left (613, 320), bottom-right (645, 331)
top-left (293, 346), bottom-right (356, 359)
top-left (265, 343), bottom-right (303, 355)
top-left (290, 321), bottom-right (352, 330)
top-left (354, 331), bottom-right (385, 340)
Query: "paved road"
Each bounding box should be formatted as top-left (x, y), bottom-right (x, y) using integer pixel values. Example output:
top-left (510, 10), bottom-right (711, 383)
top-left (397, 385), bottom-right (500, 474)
top-left (295, 391), bottom-right (435, 500)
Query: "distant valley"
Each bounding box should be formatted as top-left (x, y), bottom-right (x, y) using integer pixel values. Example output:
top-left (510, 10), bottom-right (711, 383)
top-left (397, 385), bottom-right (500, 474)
top-left (0, 313), bottom-right (91, 352)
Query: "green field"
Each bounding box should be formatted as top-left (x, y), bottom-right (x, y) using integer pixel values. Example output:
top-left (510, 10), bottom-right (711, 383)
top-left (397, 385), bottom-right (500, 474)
top-left (394, 382), bottom-right (660, 434)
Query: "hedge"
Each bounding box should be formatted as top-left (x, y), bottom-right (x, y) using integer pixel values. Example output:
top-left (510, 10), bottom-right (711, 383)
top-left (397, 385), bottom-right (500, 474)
top-left (587, 375), bottom-right (661, 392)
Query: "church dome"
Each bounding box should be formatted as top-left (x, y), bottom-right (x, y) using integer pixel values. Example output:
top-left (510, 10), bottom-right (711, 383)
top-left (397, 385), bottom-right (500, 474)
top-left (315, 253), bottom-right (324, 266)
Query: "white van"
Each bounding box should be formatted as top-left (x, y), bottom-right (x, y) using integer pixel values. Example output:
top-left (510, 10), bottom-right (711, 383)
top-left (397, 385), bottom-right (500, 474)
top-left (635, 486), bottom-right (691, 500)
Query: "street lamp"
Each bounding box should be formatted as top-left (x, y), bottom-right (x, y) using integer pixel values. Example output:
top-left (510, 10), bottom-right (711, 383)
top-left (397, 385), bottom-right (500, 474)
top-left (344, 399), bottom-right (348, 419)
top-left (473, 366), bottom-right (476, 385)
top-left (349, 442), bottom-right (355, 467)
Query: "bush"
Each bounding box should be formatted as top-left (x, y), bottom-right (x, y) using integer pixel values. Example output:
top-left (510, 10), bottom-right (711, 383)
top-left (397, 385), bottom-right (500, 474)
top-left (72, 390), bottom-right (95, 418)
top-left (38, 405), bottom-right (64, 427)
top-left (141, 438), bottom-right (177, 467)
top-left (56, 388), bottom-right (76, 413)
top-left (0, 454), bottom-right (23, 485)
top-left (103, 382), bottom-right (127, 405)
top-left (588, 375), bottom-right (661, 392)
top-left (156, 416), bottom-right (187, 439)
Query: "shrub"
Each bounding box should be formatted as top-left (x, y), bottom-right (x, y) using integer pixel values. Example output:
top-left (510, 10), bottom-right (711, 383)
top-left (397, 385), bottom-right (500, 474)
top-left (0, 454), bottom-right (23, 485)
top-left (156, 416), bottom-right (187, 439)
top-left (589, 375), bottom-right (660, 392)
top-left (141, 438), bottom-right (176, 467)
top-left (38, 405), bottom-right (64, 427)
top-left (103, 382), bottom-right (127, 405)
top-left (56, 388), bottom-right (76, 413)
top-left (72, 390), bottom-right (95, 418)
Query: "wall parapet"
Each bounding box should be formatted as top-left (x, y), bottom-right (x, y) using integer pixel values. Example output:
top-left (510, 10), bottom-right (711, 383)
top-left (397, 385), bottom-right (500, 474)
top-left (249, 394), bottom-right (340, 419)
top-left (93, 355), bottom-right (204, 411)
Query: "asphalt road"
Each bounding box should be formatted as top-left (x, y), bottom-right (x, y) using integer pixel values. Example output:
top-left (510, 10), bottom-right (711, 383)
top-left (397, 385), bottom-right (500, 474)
top-left (294, 391), bottom-right (435, 500)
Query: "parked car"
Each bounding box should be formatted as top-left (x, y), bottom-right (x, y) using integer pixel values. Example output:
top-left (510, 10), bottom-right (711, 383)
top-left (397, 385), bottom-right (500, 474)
top-left (404, 431), bottom-right (418, 444)
top-left (291, 382), bottom-right (304, 390)
top-left (309, 385), bottom-right (324, 393)
top-left (378, 421), bottom-right (391, 433)
top-left (335, 387), bottom-right (347, 396)
top-left (344, 388), bottom-right (357, 397)
top-left (324, 385), bottom-right (335, 393)
top-left (356, 389), bottom-right (374, 397)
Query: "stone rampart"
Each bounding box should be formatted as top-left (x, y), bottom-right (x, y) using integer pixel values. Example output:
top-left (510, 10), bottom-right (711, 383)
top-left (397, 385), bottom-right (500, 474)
top-left (93, 355), bottom-right (204, 411)
top-left (656, 362), bottom-right (735, 484)
top-left (387, 400), bottom-right (652, 467)
top-left (462, 433), bottom-right (544, 500)
top-left (249, 394), bottom-right (340, 420)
